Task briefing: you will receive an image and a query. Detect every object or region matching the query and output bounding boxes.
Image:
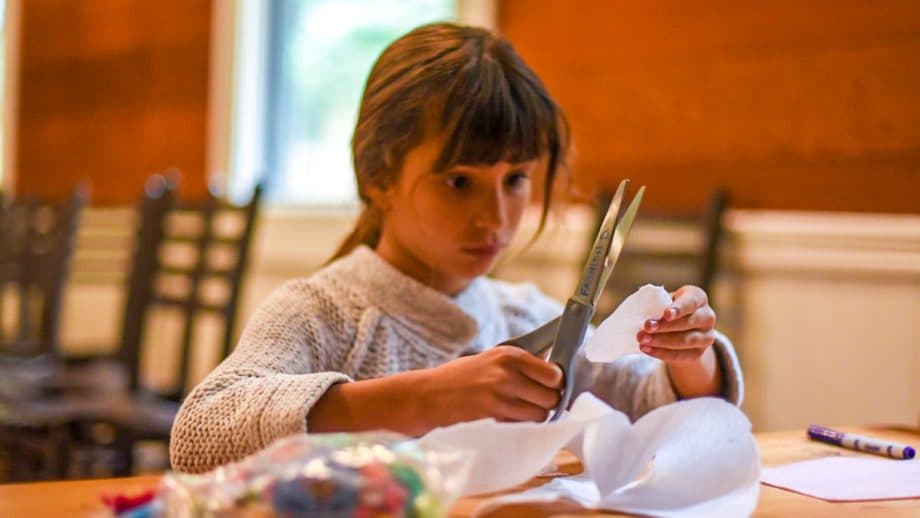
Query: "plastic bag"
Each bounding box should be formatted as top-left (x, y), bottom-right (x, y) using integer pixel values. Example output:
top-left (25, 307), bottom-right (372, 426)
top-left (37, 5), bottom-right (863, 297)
top-left (152, 432), bottom-right (471, 517)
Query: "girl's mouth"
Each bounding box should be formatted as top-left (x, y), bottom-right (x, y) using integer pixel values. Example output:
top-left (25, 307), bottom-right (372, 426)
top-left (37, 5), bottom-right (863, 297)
top-left (461, 244), bottom-right (502, 258)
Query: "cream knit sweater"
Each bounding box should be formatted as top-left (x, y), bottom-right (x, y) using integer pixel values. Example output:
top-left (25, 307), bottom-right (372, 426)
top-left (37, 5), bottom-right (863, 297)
top-left (170, 246), bottom-right (743, 473)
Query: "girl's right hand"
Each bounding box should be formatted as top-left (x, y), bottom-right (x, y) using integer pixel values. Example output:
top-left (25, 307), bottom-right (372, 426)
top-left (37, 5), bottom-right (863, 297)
top-left (417, 345), bottom-right (563, 428)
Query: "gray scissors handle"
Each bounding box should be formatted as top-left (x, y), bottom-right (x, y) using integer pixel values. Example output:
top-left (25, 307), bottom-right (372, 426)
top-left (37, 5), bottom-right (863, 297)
top-left (503, 316), bottom-right (560, 356)
top-left (546, 298), bottom-right (593, 421)
top-left (503, 299), bottom-right (592, 421)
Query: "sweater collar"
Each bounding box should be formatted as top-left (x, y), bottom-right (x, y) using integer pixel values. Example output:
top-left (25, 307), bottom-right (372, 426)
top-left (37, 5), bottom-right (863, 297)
top-left (338, 246), bottom-right (494, 355)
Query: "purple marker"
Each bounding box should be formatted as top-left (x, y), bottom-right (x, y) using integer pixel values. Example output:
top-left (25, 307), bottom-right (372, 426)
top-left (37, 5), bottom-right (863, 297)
top-left (807, 425), bottom-right (916, 460)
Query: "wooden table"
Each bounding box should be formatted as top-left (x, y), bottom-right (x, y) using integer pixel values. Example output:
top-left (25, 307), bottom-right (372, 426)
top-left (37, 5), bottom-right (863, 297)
top-left (1, 426), bottom-right (917, 517)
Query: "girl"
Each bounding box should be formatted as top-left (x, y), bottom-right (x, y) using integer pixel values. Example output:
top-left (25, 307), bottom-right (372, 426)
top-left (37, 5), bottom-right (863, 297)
top-left (171, 23), bottom-right (742, 473)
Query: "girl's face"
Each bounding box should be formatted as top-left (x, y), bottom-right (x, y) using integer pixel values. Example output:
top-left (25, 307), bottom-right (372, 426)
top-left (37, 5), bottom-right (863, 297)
top-left (374, 136), bottom-right (541, 295)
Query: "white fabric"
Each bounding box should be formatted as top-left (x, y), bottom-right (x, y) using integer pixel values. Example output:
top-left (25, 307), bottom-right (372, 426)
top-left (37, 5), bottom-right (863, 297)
top-left (584, 284), bottom-right (673, 362)
top-left (466, 395), bottom-right (761, 517)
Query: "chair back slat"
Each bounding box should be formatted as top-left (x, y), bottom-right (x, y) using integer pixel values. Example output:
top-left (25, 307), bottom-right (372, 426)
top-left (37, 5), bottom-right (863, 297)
top-left (174, 202), bottom-right (216, 400)
top-left (121, 176), bottom-right (175, 392)
top-left (698, 189), bottom-right (729, 295)
top-left (70, 207), bottom-right (136, 284)
top-left (0, 187), bottom-right (86, 357)
top-left (221, 184), bottom-right (261, 359)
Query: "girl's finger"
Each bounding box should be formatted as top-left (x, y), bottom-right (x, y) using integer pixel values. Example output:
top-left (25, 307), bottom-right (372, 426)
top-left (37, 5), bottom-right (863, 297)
top-left (641, 346), bottom-right (707, 363)
top-left (510, 373), bottom-right (562, 409)
top-left (644, 306), bottom-right (716, 334)
top-left (638, 330), bottom-right (715, 351)
top-left (514, 350), bottom-right (565, 389)
top-left (494, 396), bottom-right (552, 422)
top-left (662, 285), bottom-right (708, 321)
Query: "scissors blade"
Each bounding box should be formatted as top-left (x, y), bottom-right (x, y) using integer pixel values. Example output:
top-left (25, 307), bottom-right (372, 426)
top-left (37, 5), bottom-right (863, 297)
top-left (574, 180), bottom-right (628, 305)
top-left (594, 185), bottom-right (644, 305)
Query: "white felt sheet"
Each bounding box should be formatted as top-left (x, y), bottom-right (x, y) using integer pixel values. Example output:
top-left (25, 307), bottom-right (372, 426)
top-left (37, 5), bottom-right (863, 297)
top-left (584, 284), bottom-right (672, 362)
top-left (465, 396), bottom-right (761, 518)
top-left (761, 456), bottom-right (920, 502)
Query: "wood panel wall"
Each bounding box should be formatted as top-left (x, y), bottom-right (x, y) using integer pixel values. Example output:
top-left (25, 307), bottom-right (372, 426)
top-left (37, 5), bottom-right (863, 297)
top-left (499, 0), bottom-right (920, 213)
top-left (10, 1), bottom-right (919, 212)
top-left (13, 0), bottom-right (212, 204)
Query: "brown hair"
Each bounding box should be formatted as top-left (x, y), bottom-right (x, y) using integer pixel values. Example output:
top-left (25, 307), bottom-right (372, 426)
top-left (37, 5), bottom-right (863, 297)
top-left (331, 22), bottom-right (571, 260)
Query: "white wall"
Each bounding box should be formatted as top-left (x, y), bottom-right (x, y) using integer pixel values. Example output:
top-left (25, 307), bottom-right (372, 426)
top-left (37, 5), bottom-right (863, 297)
top-left (57, 207), bottom-right (920, 431)
top-left (725, 211), bottom-right (920, 431)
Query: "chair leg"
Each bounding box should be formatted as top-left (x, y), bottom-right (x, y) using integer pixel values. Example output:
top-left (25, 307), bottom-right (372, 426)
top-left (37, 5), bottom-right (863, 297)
top-left (48, 424), bottom-right (72, 479)
top-left (113, 429), bottom-right (135, 476)
top-left (0, 425), bottom-right (66, 481)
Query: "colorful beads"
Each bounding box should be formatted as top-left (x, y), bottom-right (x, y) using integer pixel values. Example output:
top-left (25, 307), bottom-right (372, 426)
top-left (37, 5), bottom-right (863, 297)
top-left (103, 490), bottom-right (157, 514)
top-left (155, 434), bottom-right (449, 518)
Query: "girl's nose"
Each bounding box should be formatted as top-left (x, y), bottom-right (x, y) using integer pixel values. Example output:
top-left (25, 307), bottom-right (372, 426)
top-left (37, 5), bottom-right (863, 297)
top-left (473, 190), bottom-right (507, 230)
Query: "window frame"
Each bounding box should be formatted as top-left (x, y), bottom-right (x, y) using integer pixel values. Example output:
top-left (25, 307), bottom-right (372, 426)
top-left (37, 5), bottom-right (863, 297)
top-left (208, 0), bottom-right (496, 208)
top-left (1, 0), bottom-right (21, 194)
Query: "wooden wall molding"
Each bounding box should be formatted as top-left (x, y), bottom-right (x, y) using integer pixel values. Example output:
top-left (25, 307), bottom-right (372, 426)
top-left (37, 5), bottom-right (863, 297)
top-left (726, 210), bottom-right (920, 276)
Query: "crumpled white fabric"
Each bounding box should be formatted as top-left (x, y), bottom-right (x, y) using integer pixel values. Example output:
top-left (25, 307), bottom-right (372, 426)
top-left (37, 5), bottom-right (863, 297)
top-left (418, 391), bottom-right (613, 496)
top-left (479, 396), bottom-right (761, 517)
top-left (420, 394), bottom-right (760, 518)
top-left (584, 284), bottom-right (673, 362)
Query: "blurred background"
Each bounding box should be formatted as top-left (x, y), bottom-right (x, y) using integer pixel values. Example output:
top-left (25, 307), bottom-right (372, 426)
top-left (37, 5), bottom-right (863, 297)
top-left (0, 0), bottom-right (917, 480)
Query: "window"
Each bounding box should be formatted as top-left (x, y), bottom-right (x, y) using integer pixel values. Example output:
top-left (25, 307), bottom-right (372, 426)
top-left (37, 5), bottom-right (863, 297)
top-left (231, 0), bottom-right (458, 207)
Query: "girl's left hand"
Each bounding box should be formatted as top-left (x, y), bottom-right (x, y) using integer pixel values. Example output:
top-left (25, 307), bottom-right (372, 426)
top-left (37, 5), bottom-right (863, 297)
top-left (636, 285), bottom-right (716, 364)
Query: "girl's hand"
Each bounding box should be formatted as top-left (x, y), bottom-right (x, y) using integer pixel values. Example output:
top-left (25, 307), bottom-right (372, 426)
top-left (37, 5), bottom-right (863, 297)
top-left (636, 285), bottom-right (722, 398)
top-left (418, 345), bottom-right (563, 428)
top-left (636, 285), bottom-right (716, 364)
top-left (308, 345), bottom-right (562, 437)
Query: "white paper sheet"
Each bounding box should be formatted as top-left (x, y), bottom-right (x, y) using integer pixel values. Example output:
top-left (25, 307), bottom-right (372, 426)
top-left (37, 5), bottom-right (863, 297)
top-left (584, 284), bottom-right (672, 362)
top-left (474, 397), bottom-right (761, 518)
top-left (587, 397), bottom-right (760, 517)
top-left (418, 391), bottom-right (614, 496)
top-left (761, 456), bottom-right (920, 502)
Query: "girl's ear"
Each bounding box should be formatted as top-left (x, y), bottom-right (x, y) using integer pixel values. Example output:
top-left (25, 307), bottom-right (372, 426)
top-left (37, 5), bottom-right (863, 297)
top-left (365, 184), bottom-right (392, 213)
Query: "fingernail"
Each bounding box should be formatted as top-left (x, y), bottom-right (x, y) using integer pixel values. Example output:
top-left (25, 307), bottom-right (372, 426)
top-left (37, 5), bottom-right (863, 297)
top-left (638, 332), bottom-right (652, 344)
top-left (641, 345), bottom-right (653, 354)
top-left (646, 319), bottom-right (658, 331)
top-left (667, 307), bottom-right (679, 319)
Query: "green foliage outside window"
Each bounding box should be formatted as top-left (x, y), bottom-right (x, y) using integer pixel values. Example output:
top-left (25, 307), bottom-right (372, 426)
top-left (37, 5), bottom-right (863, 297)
top-left (267, 0), bottom-right (456, 205)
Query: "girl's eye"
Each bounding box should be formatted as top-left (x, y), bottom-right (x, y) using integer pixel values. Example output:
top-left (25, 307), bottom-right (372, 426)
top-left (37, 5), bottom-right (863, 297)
top-left (505, 172), bottom-right (531, 190)
top-left (446, 175), bottom-right (471, 190)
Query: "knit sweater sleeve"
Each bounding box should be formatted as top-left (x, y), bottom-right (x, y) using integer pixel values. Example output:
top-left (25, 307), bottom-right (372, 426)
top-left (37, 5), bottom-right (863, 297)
top-left (169, 281), bottom-right (351, 473)
top-left (571, 330), bottom-right (743, 422)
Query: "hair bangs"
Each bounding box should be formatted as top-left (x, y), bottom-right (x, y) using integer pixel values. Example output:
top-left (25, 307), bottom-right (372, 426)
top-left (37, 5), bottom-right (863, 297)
top-left (432, 49), bottom-right (560, 172)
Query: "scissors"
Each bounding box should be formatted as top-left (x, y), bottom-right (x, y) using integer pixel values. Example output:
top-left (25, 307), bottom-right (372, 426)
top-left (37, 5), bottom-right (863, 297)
top-left (504, 179), bottom-right (644, 421)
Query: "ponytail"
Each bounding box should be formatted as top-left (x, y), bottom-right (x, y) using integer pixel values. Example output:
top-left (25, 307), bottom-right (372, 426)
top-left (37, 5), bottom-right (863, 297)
top-left (329, 205), bottom-right (383, 262)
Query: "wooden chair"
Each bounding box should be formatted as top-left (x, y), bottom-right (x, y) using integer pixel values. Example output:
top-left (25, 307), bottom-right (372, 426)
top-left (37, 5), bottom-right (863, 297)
top-left (589, 187), bottom-right (729, 323)
top-left (64, 178), bottom-right (263, 476)
top-left (136, 183), bottom-right (262, 401)
top-left (0, 175), bottom-right (179, 480)
top-left (1, 177), bottom-right (262, 479)
top-left (0, 186), bottom-right (87, 359)
top-left (0, 186), bottom-right (87, 481)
